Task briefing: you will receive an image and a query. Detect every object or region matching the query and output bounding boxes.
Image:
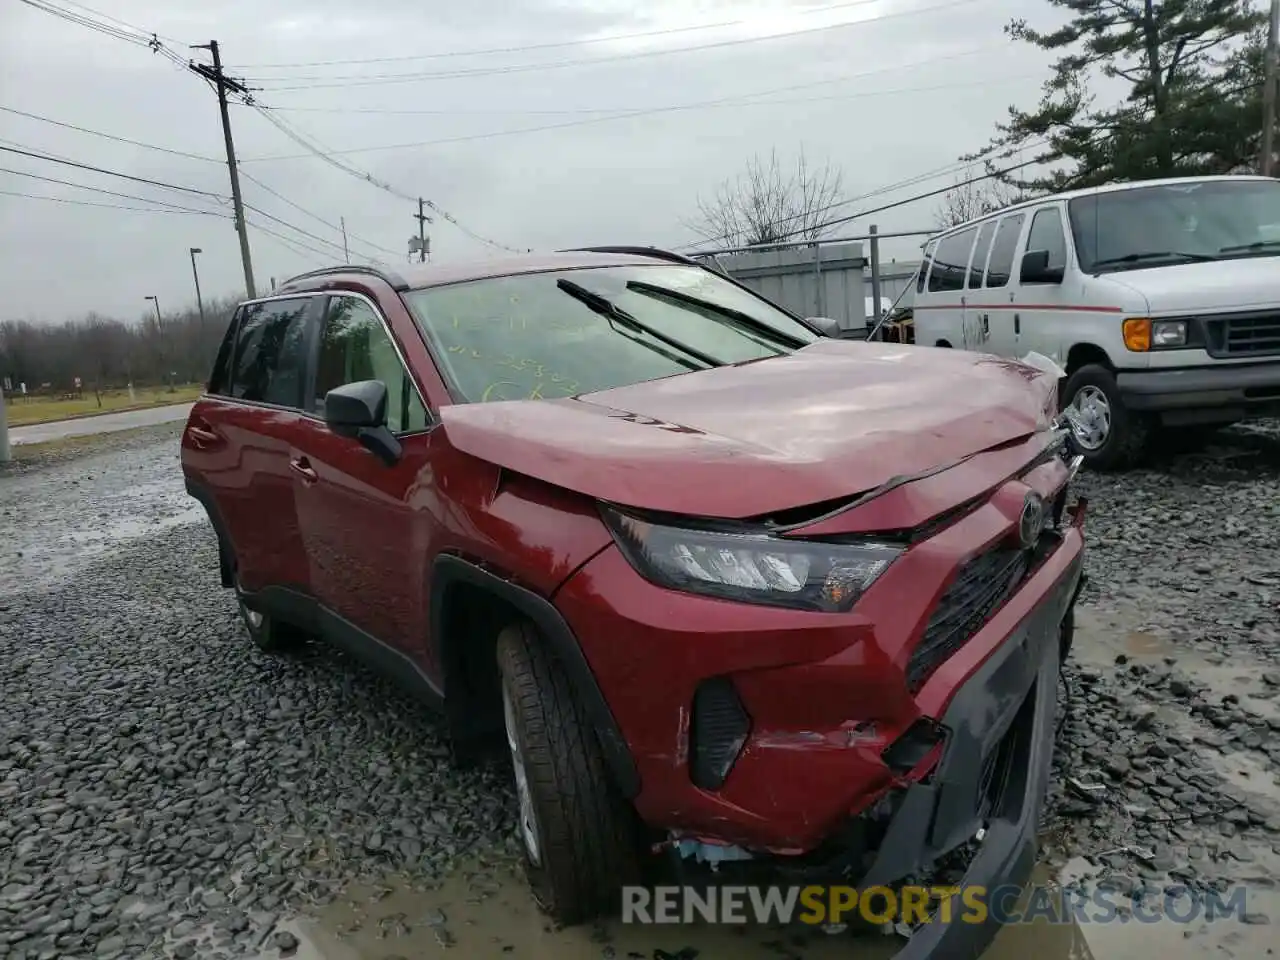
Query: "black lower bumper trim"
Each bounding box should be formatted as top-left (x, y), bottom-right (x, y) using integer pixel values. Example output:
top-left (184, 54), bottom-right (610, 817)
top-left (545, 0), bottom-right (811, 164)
top-left (862, 548), bottom-right (1084, 959)
top-left (1116, 362), bottom-right (1280, 420)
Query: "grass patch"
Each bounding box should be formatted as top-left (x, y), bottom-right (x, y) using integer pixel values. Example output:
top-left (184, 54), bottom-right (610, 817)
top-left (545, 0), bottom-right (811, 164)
top-left (3, 383), bottom-right (203, 427)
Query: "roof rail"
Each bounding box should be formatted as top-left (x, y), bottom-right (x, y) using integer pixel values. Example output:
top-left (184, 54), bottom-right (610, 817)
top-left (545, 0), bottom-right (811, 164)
top-left (276, 263), bottom-right (410, 293)
top-left (558, 245), bottom-right (705, 268)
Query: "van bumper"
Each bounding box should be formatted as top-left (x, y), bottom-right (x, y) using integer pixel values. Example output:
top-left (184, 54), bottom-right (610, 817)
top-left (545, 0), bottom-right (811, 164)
top-left (1116, 361), bottom-right (1280, 424)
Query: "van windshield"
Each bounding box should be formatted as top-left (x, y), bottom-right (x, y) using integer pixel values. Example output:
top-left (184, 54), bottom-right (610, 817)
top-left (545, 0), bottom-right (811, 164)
top-left (402, 264), bottom-right (819, 403)
top-left (1068, 179), bottom-right (1280, 274)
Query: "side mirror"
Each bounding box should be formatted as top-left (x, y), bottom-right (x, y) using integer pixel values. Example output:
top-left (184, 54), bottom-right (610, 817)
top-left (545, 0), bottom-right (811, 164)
top-left (323, 380), bottom-right (402, 466)
top-left (1020, 249), bottom-right (1065, 284)
top-left (805, 316), bottom-right (842, 337)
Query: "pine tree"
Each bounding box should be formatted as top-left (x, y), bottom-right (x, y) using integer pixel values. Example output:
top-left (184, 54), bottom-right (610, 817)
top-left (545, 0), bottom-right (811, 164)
top-left (967, 0), bottom-right (1266, 192)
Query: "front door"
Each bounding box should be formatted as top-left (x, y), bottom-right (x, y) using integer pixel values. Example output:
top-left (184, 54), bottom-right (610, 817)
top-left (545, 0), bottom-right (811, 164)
top-left (292, 293), bottom-right (442, 666)
top-left (1009, 204), bottom-right (1072, 366)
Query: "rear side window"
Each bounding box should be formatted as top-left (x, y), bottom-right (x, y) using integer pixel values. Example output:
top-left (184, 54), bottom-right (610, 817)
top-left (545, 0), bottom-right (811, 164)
top-left (206, 308), bottom-right (240, 396)
top-left (228, 297), bottom-right (313, 407)
top-left (1026, 207), bottom-right (1068, 271)
top-left (927, 227), bottom-right (977, 293)
top-left (984, 214), bottom-right (1026, 288)
top-left (967, 220), bottom-right (998, 289)
top-left (917, 240), bottom-right (937, 293)
top-left (314, 296), bottom-right (430, 434)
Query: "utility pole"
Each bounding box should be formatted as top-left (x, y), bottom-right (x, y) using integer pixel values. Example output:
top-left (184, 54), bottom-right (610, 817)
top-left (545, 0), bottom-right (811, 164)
top-left (189, 247), bottom-right (206, 333)
top-left (414, 199), bottom-right (433, 263)
top-left (340, 217), bottom-right (350, 263)
top-left (1264, 0), bottom-right (1280, 176)
top-left (190, 41), bottom-right (256, 298)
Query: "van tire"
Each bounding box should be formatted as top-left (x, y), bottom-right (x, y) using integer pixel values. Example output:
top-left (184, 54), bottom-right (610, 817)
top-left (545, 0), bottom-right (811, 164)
top-left (496, 621), bottom-right (643, 925)
top-left (1061, 364), bottom-right (1148, 471)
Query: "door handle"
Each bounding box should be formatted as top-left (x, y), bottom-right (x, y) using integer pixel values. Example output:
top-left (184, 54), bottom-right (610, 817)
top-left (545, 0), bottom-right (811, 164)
top-left (289, 457), bottom-right (318, 482)
top-left (187, 425), bottom-right (218, 444)
top-left (1014, 314), bottom-right (1021, 335)
top-left (982, 313), bottom-right (989, 335)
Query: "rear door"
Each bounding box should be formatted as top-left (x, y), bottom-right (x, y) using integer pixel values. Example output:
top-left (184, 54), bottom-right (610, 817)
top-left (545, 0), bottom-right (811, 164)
top-left (917, 226), bottom-right (978, 349)
top-left (182, 294), bottom-right (322, 596)
top-left (291, 292), bottom-right (441, 661)
top-left (978, 212), bottom-right (1028, 357)
top-left (964, 218), bottom-right (999, 350)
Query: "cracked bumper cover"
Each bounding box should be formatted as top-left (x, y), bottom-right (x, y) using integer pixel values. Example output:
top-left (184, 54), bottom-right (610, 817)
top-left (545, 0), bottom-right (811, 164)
top-left (872, 546), bottom-right (1085, 960)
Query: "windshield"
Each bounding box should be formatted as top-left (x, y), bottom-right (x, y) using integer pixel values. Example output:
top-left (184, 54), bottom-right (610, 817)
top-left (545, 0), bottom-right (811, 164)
top-left (1068, 179), bottom-right (1280, 274)
top-left (402, 264), bottom-right (819, 402)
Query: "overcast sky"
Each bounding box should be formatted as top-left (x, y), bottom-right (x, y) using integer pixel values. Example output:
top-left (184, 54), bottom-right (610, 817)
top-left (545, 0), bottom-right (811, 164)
top-left (0, 0), bottom-right (1059, 324)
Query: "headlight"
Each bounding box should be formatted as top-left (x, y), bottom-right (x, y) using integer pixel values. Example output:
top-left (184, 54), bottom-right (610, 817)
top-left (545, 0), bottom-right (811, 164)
top-left (1151, 319), bottom-right (1187, 347)
top-left (601, 506), bottom-right (903, 612)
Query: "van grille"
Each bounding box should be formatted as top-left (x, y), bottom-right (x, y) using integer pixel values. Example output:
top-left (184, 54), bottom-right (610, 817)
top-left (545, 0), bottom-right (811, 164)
top-left (1203, 310), bottom-right (1280, 357)
top-left (906, 547), bottom-right (1030, 692)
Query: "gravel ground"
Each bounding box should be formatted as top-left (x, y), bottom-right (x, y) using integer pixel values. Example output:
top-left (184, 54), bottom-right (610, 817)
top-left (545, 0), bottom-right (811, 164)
top-left (1, 420), bottom-right (1278, 959)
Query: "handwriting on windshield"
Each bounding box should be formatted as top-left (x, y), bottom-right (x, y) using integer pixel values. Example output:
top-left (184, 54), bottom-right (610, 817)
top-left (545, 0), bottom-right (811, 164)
top-left (444, 342), bottom-right (581, 402)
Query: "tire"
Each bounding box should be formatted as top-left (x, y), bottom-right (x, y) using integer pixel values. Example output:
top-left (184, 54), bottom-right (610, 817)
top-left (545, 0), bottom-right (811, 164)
top-left (496, 620), bottom-right (643, 925)
top-left (1061, 363), bottom-right (1149, 471)
top-left (236, 594), bottom-right (306, 653)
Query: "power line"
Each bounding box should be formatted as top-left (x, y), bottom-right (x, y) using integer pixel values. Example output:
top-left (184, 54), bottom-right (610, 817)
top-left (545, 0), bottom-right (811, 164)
top-left (15, 0), bottom-right (152, 48)
top-left (0, 105), bottom-right (221, 162)
top-left (0, 145), bottom-right (229, 199)
top-left (250, 0), bottom-right (986, 90)
top-left (53, 0), bottom-right (186, 46)
top-left (0, 166), bottom-right (227, 213)
top-left (227, 0), bottom-right (891, 68)
top-left (0, 188), bottom-right (225, 215)
top-left (236, 168), bottom-right (403, 259)
top-left (247, 218), bottom-right (334, 267)
top-left (241, 45), bottom-right (1004, 160)
top-left (240, 199), bottom-right (389, 265)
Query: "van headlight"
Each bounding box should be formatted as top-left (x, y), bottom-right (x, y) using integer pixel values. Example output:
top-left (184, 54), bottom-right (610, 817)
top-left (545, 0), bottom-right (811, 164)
top-left (1152, 320), bottom-right (1187, 347)
top-left (601, 506), bottom-right (902, 612)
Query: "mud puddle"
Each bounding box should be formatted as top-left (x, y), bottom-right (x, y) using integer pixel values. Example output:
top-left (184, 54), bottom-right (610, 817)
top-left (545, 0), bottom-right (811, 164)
top-left (251, 856), bottom-right (1094, 960)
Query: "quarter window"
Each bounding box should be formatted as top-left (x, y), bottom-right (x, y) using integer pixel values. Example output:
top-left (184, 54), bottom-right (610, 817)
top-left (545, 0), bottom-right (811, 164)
top-left (984, 214), bottom-right (1026, 288)
top-left (1025, 207), bottom-right (1068, 271)
top-left (207, 307), bottom-right (240, 397)
top-left (314, 296), bottom-right (430, 434)
top-left (227, 297), bottom-right (312, 407)
top-left (968, 221), bottom-right (998, 289)
top-left (927, 227), bottom-right (978, 293)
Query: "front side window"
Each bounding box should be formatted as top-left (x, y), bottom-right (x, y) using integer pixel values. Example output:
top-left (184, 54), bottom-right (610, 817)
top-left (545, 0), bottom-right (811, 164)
top-left (228, 297), bottom-right (312, 407)
top-left (1069, 179), bottom-right (1280, 273)
top-left (1025, 207), bottom-right (1068, 271)
top-left (314, 296), bottom-right (430, 434)
top-left (927, 227), bottom-right (978, 293)
top-left (402, 264), bottom-right (819, 403)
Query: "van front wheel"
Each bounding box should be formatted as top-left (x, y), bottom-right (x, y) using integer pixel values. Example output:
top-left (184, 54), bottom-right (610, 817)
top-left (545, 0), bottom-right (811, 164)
top-left (1061, 364), bottom-right (1148, 471)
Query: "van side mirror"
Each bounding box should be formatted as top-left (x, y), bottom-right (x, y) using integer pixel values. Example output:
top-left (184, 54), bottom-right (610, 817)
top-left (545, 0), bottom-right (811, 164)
top-left (805, 316), bottom-right (841, 337)
top-left (323, 380), bottom-right (402, 466)
top-left (1020, 249), bottom-right (1065, 284)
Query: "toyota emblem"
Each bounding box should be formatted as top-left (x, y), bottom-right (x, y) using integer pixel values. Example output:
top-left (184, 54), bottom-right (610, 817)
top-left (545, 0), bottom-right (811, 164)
top-left (1018, 493), bottom-right (1046, 549)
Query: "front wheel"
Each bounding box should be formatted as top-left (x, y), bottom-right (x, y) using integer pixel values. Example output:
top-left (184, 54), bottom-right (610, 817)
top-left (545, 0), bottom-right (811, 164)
top-left (1061, 364), bottom-right (1149, 471)
top-left (496, 621), bottom-right (643, 925)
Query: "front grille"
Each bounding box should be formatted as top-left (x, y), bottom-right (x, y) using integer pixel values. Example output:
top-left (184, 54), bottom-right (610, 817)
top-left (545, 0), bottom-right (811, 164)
top-left (905, 546), bottom-right (1030, 692)
top-left (1203, 310), bottom-right (1280, 357)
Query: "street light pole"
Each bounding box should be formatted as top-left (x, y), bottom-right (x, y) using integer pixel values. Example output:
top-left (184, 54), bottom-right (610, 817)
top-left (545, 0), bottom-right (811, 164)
top-left (145, 295), bottom-right (167, 388)
top-left (189, 248), bottom-right (206, 333)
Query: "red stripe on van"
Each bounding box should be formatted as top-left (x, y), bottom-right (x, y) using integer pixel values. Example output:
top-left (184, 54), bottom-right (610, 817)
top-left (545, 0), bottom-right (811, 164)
top-left (913, 303), bottom-right (1125, 313)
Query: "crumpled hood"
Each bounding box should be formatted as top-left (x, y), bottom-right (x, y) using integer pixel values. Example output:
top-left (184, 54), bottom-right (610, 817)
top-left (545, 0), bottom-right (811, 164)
top-left (439, 339), bottom-right (1057, 519)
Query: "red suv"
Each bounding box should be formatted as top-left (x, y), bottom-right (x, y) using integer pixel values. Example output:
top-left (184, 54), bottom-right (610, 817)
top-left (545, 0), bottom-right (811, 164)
top-left (182, 248), bottom-right (1087, 958)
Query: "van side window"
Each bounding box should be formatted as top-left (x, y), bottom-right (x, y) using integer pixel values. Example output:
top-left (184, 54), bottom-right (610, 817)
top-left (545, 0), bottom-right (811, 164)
top-left (967, 221), bottom-right (998, 289)
top-left (314, 296), bottom-right (430, 435)
top-left (984, 214), bottom-right (1026, 288)
top-left (207, 307), bottom-right (241, 397)
top-left (1026, 208), bottom-right (1068, 271)
top-left (917, 240), bottom-right (937, 293)
top-left (228, 297), bottom-right (313, 407)
top-left (927, 227), bottom-right (977, 293)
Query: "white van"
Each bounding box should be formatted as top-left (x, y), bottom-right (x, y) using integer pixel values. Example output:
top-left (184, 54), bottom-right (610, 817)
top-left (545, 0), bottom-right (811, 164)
top-left (912, 175), bottom-right (1280, 468)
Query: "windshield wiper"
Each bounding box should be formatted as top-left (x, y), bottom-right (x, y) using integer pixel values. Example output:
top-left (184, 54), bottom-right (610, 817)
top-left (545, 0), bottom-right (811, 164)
top-left (1219, 239), bottom-right (1280, 254)
top-left (1091, 250), bottom-right (1218, 270)
top-left (624, 280), bottom-right (805, 351)
top-left (556, 278), bottom-right (724, 368)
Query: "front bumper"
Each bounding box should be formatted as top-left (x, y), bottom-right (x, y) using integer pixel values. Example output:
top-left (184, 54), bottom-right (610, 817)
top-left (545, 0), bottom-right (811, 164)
top-left (1117, 361), bottom-right (1280, 422)
top-left (868, 547), bottom-right (1084, 959)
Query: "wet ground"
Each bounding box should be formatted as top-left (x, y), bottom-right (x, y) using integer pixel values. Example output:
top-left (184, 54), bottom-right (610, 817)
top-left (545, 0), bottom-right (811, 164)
top-left (1, 421), bottom-right (1277, 960)
top-left (6, 401), bottom-right (193, 446)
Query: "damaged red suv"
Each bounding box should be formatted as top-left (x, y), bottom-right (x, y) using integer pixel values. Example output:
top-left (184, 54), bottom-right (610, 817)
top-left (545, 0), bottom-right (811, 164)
top-left (182, 248), bottom-right (1087, 958)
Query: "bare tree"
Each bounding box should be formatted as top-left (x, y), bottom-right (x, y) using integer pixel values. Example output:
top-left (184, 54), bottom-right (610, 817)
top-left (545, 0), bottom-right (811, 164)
top-left (934, 174), bottom-right (1025, 229)
top-left (686, 147), bottom-right (845, 248)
